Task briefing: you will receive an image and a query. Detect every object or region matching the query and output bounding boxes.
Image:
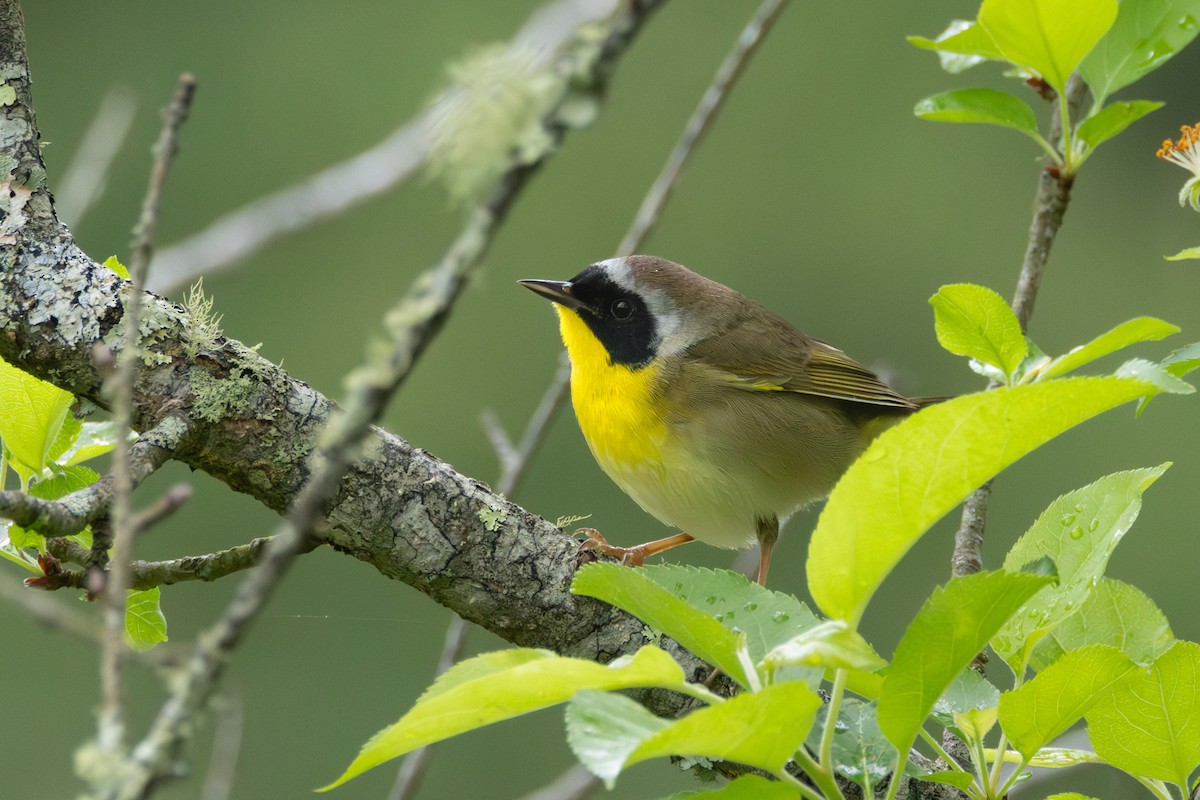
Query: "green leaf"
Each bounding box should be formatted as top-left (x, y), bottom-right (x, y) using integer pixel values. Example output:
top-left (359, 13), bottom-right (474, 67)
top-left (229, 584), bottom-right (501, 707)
top-left (0, 531), bottom-right (41, 573)
top-left (1080, 0), bottom-right (1200, 104)
top-left (664, 774), bottom-right (799, 800)
top-left (878, 571), bottom-right (1052, 754)
top-left (1031, 577), bottom-right (1175, 670)
top-left (1137, 344), bottom-right (1200, 413)
top-left (929, 283), bottom-right (1027, 379)
top-left (629, 682), bottom-right (820, 775)
top-left (914, 89), bottom-right (1040, 138)
top-left (821, 700), bottom-right (898, 793)
top-left (640, 565), bottom-right (821, 665)
top-left (1161, 342), bottom-right (1200, 379)
top-left (1087, 640), bottom-right (1200, 786)
top-left (760, 620), bottom-right (885, 674)
top-left (908, 20), bottom-right (1005, 73)
top-left (125, 587), bottom-right (168, 652)
top-left (999, 644), bottom-right (1135, 758)
top-left (1166, 245), bottom-right (1200, 261)
top-left (321, 645), bottom-right (690, 790)
top-left (1116, 357), bottom-right (1197, 395)
top-left (979, 0), bottom-right (1119, 91)
top-left (1037, 317), bottom-right (1180, 380)
top-left (1044, 794), bottom-right (1103, 800)
top-left (104, 255), bottom-right (130, 279)
top-left (60, 420), bottom-right (133, 467)
top-left (992, 465), bottom-right (1169, 671)
top-left (932, 668), bottom-right (1001, 725)
top-left (954, 706), bottom-right (999, 740)
top-left (46, 414), bottom-right (81, 464)
top-left (0, 354), bottom-right (75, 474)
top-left (573, 564), bottom-right (822, 688)
top-left (566, 690), bottom-right (669, 788)
top-left (30, 464), bottom-right (100, 500)
top-left (571, 564), bottom-right (744, 684)
top-left (1075, 100), bottom-right (1163, 152)
top-left (807, 376), bottom-right (1175, 624)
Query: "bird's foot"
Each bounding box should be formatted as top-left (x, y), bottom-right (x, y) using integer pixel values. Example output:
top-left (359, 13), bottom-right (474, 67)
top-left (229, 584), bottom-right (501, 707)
top-left (574, 528), bottom-right (648, 566)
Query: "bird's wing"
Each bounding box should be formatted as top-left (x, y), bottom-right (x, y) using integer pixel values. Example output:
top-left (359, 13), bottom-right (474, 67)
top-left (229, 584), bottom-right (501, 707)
top-left (687, 316), bottom-right (916, 409)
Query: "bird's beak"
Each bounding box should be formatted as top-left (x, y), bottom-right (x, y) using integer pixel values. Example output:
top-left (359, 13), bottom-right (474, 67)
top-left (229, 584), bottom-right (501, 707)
top-left (518, 279), bottom-right (593, 314)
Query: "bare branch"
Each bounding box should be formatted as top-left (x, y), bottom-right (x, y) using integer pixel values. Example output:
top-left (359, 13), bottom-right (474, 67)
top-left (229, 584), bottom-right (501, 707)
top-left (127, 536), bottom-right (286, 589)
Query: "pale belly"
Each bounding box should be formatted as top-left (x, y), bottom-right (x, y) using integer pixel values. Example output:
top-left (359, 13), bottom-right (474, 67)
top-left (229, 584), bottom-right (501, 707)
top-left (594, 444), bottom-right (768, 549)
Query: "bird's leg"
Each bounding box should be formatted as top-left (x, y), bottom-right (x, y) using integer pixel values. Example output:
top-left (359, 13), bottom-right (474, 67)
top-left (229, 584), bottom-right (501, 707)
top-left (755, 516), bottom-right (780, 586)
top-left (575, 529), bottom-right (695, 567)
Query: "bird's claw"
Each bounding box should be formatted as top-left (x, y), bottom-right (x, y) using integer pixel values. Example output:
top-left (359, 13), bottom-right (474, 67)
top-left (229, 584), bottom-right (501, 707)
top-left (574, 528), bottom-right (646, 566)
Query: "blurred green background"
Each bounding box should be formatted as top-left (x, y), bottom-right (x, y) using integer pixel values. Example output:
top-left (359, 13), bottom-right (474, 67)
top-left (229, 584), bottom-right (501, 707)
top-left (6, 1), bottom-right (1200, 798)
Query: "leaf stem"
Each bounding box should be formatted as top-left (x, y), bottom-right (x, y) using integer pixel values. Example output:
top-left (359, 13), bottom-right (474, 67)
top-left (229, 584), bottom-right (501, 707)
top-left (791, 747), bottom-right (843, 800)
top-left (993, 749), bottom-right (1031, 799)
top-left (1133, 777), bottom-right (1174, 800)
top-left (917, 727), bottom-right (971, 776)
top-left (984, 731), bottom-right (1009, 794)
top-left (1057, 90), bottom-right (1073, 173)
top-left (969, 734), bottom-right (992, 798)
top-left (817, 669), bottom-right (848, 772)
top-left (883, 750), bottom-right (904, 800)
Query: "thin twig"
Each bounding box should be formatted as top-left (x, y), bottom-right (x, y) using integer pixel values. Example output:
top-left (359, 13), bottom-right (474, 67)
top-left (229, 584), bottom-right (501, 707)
top-left (99, 73), bottom-right (196, 753)
top-left (950, 74), bottom-right (1089, 581)
top-left (41, 536), bottom-right (310, 591)
top-left (128, 536), bottom-right (312, 589)
top-left (388, 614), bottom-right (473, 800)
top-left (55, 86), bottom-right (138, 229)
top-left (491, 0), bottom-right (792, 513)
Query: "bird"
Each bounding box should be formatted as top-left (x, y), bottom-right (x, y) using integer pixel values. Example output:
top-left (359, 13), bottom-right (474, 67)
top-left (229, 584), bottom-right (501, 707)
top-left (519, 255), bottom-right (926, 585)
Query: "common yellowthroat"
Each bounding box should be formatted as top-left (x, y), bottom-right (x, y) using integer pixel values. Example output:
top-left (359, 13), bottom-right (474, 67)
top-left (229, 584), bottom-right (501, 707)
top-left (520, 256), bottom-right (924, 585)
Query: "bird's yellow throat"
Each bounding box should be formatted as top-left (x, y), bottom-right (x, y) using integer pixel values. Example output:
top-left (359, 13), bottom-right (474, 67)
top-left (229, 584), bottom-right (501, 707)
top-left (556, 306), bottom-right (666, 467)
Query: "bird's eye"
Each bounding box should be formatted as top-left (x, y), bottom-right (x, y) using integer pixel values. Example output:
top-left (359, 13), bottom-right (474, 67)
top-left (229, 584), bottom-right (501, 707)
top-left (611, 298), bottom-right (634, 320)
